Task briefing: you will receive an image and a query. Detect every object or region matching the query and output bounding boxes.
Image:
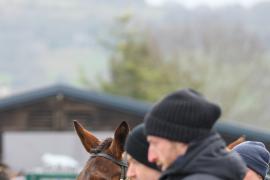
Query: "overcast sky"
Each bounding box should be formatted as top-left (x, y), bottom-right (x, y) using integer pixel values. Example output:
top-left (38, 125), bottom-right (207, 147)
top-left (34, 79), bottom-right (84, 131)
top-left (145, 0), bottom-right (270, 8)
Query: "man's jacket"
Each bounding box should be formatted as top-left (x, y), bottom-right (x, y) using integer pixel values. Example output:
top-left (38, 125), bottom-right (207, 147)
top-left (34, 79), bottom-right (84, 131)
top-left (159, 132), bottom-right (247, 180)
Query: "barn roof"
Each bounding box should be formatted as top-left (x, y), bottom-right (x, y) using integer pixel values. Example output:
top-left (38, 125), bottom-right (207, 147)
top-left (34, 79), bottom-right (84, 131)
top-left (0, 84), bottom-right (151, 115)
top-left (0, 84), bottom-right (269, 143)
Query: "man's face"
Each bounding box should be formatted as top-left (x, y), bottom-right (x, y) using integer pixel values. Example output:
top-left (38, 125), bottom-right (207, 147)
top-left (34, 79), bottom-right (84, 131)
top-left (147, 136), bottom-right (188, 171)
top-left (244, 169), bottom-right (263, 180)
top-left (126, 155), bottom-right (160, 180)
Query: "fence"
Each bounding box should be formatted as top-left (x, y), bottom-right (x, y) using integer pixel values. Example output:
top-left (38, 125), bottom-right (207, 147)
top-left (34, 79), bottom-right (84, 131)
top-left (25, 173), bottom-right (77, 180)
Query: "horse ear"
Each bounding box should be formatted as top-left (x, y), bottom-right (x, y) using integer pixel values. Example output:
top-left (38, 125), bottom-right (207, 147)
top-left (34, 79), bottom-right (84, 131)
top-left (110, 121), bottom-right (130, 159)
top-left (226, 135), bottom-right (246, 151)
top-left (73, 120), bottom-right (100, 153)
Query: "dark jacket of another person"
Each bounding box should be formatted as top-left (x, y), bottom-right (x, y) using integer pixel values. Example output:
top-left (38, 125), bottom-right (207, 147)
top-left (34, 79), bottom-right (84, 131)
top-left (159, 132), bottom-right (247, 180)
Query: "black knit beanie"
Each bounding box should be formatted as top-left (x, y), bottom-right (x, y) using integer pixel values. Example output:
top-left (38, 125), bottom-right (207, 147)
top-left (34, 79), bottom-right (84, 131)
top-left (144, 88), bottom-right (221, 143)
top-left (125, 124), bottom-right (160, 171)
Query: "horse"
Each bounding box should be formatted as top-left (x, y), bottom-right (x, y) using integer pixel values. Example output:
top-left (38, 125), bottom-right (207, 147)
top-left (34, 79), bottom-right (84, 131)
top-left (73, 120), bottom-right (129, 180)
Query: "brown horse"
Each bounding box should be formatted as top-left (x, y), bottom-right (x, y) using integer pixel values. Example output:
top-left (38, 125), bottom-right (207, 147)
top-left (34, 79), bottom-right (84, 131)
top-left (74, 120), bottom-right (129, 180)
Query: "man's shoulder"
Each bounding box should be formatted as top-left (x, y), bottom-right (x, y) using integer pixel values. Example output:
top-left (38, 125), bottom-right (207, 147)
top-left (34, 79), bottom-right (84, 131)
top-left (160, 173), bottom-right (224, 180)
top-left (181, 173), bottom-right (223, 180)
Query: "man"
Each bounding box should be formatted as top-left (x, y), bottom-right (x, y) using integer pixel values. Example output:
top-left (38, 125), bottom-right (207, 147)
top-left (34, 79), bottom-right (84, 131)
top-left (125, 124), bottom-right (161, 180)
top-left (144, 88), bottom-right (247, 180)
top-left (0, 163), bottom-right (10, 180)
top-left (233, 141), bottom-right (270, 180)
top-left (0, 171), bottom-right (9, 180)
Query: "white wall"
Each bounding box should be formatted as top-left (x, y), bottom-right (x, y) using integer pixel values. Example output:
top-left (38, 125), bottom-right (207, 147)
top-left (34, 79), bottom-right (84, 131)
top-left (2, 131), bottom-right (113, 172)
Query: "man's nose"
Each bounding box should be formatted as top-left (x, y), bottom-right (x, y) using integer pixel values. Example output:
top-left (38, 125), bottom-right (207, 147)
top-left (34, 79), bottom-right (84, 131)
top-left (148, 145), bottom-right (157, 163)
top-left (127, 163), bottom-right (136, 178)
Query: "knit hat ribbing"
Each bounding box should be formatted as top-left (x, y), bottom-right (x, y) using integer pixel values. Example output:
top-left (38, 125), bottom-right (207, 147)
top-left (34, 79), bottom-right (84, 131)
top-left (144, 88), bottom-right (221, 143)
top-left (125, 124), bottom-right (160, 171)
top-left (233, 141), bottom-right (270, 178)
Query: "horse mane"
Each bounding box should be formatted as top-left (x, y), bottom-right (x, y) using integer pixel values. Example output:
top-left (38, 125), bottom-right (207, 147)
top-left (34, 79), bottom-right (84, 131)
top-left (90, 138), bottom-right (113, 154)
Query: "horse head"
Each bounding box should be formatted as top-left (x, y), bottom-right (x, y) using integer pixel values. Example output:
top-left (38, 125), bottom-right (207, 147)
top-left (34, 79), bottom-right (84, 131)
top-left (74, 121), bottom-right (129, 180)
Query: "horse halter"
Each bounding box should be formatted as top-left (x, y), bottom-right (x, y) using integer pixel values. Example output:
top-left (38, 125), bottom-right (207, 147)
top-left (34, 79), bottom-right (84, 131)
top-left (91, 152), bottom-right (128, 180)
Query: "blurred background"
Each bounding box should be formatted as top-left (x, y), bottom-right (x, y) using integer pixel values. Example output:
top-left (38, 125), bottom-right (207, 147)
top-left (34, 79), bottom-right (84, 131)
top-left (1, 0), bottom-right (270, 178)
